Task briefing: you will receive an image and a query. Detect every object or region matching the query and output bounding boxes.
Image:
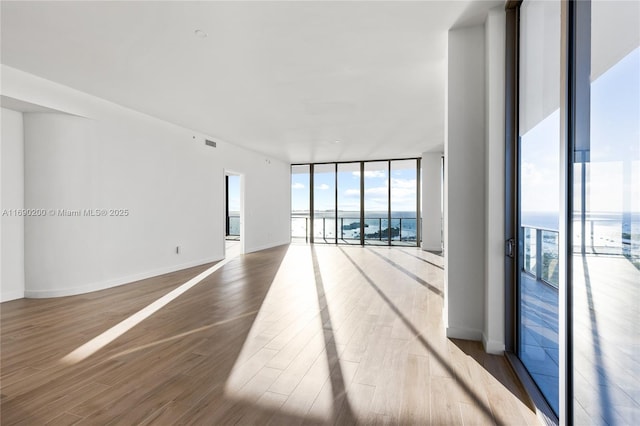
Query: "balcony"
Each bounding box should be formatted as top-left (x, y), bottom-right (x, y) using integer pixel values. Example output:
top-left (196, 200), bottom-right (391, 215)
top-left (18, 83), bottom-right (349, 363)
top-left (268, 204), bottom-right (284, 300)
top-left (520, 226), bottom-right (560, 414)
top-left (521, 222), bottom-right (640, 423)
top-left (291, 216), bottom-right (420, 246)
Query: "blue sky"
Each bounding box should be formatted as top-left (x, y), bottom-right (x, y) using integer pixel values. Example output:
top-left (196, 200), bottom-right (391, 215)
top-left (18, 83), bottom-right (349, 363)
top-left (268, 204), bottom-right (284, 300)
top-left (227, 175), bottom-right (240, 212)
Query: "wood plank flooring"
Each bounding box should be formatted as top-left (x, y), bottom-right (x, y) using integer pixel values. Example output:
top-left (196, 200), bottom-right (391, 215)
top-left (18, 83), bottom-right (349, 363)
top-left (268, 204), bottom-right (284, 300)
top-left (1, 243), bottom-right (538, 425)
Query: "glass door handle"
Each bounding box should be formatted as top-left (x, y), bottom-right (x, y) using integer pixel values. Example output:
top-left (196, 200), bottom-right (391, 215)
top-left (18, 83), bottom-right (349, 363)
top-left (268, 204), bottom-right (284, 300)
top-left (506, 238), bottom-right (515, 258)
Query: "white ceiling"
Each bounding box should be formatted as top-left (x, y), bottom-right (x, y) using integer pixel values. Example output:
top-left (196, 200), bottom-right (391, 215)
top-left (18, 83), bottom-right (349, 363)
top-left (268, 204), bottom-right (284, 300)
top-left (1, 1), bottom-right (501, 163)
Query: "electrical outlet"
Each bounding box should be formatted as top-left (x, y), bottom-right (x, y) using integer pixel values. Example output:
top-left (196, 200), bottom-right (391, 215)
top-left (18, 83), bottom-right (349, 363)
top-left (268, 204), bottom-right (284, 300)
top-left (176, 246), bottom-right (180, 254)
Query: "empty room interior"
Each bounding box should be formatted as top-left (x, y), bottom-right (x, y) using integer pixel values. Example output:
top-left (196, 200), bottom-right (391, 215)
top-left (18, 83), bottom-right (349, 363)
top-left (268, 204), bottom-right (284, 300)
top-left (1, 1), bottom-right (638, 425)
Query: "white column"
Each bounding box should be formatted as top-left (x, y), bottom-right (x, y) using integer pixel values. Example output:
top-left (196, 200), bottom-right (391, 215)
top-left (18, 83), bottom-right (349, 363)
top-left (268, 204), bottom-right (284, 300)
top-left (1, 108), bottom-right (25, 302)
top-left (421, 151), bottom-right (443, 252)
top-left (445, 24), bottom-right (486, 342)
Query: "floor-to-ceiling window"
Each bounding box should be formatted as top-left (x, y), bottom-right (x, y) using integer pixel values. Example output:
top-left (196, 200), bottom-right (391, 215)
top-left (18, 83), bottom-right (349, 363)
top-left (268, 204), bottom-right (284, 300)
top-left (291, 164), bottom-right (310, 242)
top-left (517, 0), bottom-right (561, 414)
top-left (313, 164), bottom-right (336, 244)
top-left (571, 1), bottom-right (639, 424)
top-left (363, 161), bottom-right (389, 245)
top-left (337, 162), bottom-right (361, 244)
top-left (391, 159), bottom-right (419, 246)
top-left (508, 1), bottom-right (639, 424)
top-left (291, 158), bottom-right (420, 246)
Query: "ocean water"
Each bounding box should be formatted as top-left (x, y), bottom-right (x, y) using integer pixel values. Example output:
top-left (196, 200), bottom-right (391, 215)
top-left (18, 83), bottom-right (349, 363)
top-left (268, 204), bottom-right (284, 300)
top-left (521, 211), bottom-right (559, 231)
top-left (291, 210), bottom-right (639, 257)
top-left (291, 210), bottom-right (418, 241)
top-left (522, 211), bottom-right (640, 257)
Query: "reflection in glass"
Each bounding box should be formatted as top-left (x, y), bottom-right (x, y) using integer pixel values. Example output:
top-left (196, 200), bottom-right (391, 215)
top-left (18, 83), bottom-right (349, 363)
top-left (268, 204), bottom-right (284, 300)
top-left (572, 1), bottom-right (639, 421)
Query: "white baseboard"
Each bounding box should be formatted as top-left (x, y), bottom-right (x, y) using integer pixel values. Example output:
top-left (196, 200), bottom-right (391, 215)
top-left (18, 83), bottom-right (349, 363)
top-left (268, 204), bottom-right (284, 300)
top-left (446, 325), bottom-right (483, 341)
top-left (0, 290), bottom-right (26, 303)
top-left (482, 333), bottom-right (505, 354)
top-left (24, 256), bottom-right (222, 299)
top-left (245, 240), bottom-right (290, 254)
top-left (23, 238), bottom-right (293, 299)
top-left (421, 244), bottom-right (443, 251)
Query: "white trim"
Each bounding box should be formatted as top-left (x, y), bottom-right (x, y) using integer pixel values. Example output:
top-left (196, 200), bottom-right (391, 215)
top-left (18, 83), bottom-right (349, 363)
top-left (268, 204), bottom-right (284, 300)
top-left (24, 256), bottom-right (221, 299)
top-left (482, 333), bottom-right (505, 354)
top-left (0, 290), bottom-right (26, 303)
top-left (244, 240), bottom-right (291, 254)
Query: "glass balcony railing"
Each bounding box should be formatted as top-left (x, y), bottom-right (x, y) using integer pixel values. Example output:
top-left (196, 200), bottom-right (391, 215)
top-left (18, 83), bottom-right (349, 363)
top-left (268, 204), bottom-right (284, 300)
top-left (522, 226), bottom-right (559, 288)
top-left (292, 216), bottom-right (420, 244)
top-left (522, 218), bottom-right (639, 288)
top-left (227, 215), bottom-right (240, 236)
top-left (291, 216), bottom-right (310, 242)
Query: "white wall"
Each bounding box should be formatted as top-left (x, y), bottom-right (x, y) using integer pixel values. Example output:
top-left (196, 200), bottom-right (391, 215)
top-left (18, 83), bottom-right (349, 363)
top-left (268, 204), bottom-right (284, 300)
top-left (421, 151), bottom-right (443, 252)
top-left (2, 65), bottom-right (290, 298)
top-left (1, 107), bottom-right (26, 302)
top-left (218, 145), bottom-right (291, 255)
top-left (484, 8), bottom-right (506, 354)
top-left (445, 24), bottom-right (486, 341)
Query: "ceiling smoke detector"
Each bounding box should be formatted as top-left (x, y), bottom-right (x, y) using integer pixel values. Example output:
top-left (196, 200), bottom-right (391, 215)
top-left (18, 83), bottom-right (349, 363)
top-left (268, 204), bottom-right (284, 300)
top-left (194, 29), bottom-right (208, 39)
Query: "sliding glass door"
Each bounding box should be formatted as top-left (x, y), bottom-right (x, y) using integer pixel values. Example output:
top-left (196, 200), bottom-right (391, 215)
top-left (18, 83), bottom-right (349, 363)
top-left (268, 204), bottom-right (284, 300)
top-left (517, 0), bottom-right (561, 414)
top-left (510, 1), bottom-right (639, 423)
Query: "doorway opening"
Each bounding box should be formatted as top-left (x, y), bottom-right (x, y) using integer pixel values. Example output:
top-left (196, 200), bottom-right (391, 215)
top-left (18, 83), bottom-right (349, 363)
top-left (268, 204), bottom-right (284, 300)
top-left (225, 172), bottom-right (243, 257)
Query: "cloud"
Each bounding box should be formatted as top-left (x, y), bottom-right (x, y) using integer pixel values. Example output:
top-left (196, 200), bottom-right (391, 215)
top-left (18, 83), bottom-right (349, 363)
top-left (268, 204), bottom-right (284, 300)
top-left (338, 177), bottom-right (419, 211)
top-left (361, 179), bottom-right (417, 211)
top-left (352, 170), bottom-right (386, 178)
top-left (521, 162), bottom-right (543, 185)
top-left (391, 178), bottom-right (416, 189)
top-left (317, 183), bottom-right (330, 190)
top-left (365, 186), bottom-right (388, 196)
top-left (520, 161), bottom-right (559, 213)
top-left (291, 182), bottom-right (305, 190)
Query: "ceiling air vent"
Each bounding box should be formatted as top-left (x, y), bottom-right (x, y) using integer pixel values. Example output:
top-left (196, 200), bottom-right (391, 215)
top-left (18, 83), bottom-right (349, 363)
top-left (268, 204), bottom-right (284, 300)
top-left (205, 139), bottom-right (217, 148)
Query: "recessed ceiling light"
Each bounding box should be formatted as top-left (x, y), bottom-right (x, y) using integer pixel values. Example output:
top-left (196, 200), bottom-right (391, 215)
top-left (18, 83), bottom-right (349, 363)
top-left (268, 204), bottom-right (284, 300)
top-left (334, 140), bottom-right (341, 144)
top-left (194, 29), bottom-right (208, 39)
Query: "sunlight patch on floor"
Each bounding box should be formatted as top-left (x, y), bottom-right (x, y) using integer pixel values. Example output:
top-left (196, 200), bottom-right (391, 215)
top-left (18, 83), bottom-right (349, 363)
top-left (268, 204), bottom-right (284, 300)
top-left (61, 245), bottom-right (241, 365)
top-left (223, 245), bottom-right (336, 422)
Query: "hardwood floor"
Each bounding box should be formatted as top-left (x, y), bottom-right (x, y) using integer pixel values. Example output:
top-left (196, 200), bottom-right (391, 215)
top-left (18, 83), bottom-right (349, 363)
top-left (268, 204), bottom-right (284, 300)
top-left (1, 243), bottom-right (538, 425)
